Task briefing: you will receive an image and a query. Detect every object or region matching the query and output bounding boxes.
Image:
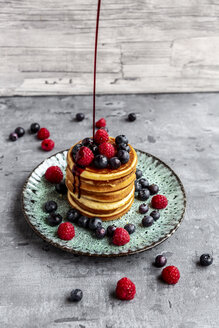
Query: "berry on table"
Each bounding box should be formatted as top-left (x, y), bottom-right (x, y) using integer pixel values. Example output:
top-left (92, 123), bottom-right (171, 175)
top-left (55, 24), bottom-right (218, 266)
top-left (116, 277), bottom-right (136, 301)
top-left (75, 146), bottom-right (94, 166)
top-left (117, 143), bottom-right (130, 153)
top-left (57, 222), bottom-right (75, 240)
top-left (15, 127), bottom-right (25, 138)
top-left (124, 224), bottom-right (135, 234)
top-left (30, 123), bottom-right (40, 134)
top-left (138, 189), bottom-right (150, 201)
top-left (9, 132), bottom-right (18, 141)
top-left (139, 203), bottom-right (149, 214)
top-left (55, 180), bottom-right (67, 194)
top-left (99, 142), bottom-right (116, 159)
top-left (128, 113), bottom-right (136, 122)
top-left (88, 218), bottom-right (102, 230)
top-left (94, 129), bottom-right (109, 144)
top-left (200, 254), bottom-right (213, 266)
top-left (78, 216), bottom-right (89, 228)
top-left (70, 289), bottom-right (83, 302)
top-left (41, 139), bottom-right (55, 151)
top-left (155, 255), bottom-right (167, 268)
top-left (44, 200), bottom-right (57, 213)
top-left (96, 118), bottom-right (106, 128)
top-left (135, 168), bottom-right (143, 179)
top-left (95, 226), bottom-right (106, 239)
top-left (162, 266), bottom-right (180, 284)
top-left (109, 157), bottom-right (121, 169)
top-left (45, 166), bottom-right (63, 184)
top-left (75, 113), bottom-right (85, 122)
top-left (115, 135), bottom-right (128, 145)
top-left (66, 209), bottom-right (81, 223)
top-left (106, 225), bottom-right (116, 237)
top-left (117, 150), bottom-right (130, 164)
top-left (152, 195), bottom-right (168, 209)
top-left (37, 128), bottom-right (50, 140)
top-left (112, 227), bottom-right (130, 246)
top-left (150, 210), bottom-right (160, 221)
top-left (139, 178), bottom-right (149, 188)
top-left (94, 154), bottom-right (108, 169)
top-left (47, 213), bottom-right (63, 226)
top-left (142, 215), bottom-right (154, 227)
top-left (148, 184), bottom-right (159, 195)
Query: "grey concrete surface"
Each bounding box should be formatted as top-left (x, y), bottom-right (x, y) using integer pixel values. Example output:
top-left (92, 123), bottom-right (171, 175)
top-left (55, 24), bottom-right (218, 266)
top-left (0, 93), bottom-right (218, 328)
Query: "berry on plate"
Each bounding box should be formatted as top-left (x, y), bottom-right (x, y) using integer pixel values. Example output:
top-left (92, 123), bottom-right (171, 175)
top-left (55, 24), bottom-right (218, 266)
top-left (88, 218), bottom-right (102, 230)
top-left (95, 226), bottom-right (106, 239)
top-left (47, 213), bottom-right (63, 226)
top-left (150, 210), bottom-right (160, 221)
top-left (78, 216), bottom-right (89, 228)
top-left (37, 128), bottom-right (50, 140)
top-left (41, 139), bottom-right (55, 151)
top-left (152, 195), bottom-right (168, 209)
top-left (70, 289), bottom-right (83, 302)
top-left (96, 118), bottom-right (106, 128)
top-left (200, 254), bottom-right (213, 266)
top-left (57, 222), bottom-right (75, 240)
top-left (138, 189), bottom-right (150, 201)
top-left (148, 184), bottom-right (159, 195)
top-left (124, 223), bottom-right (135, 234)
top-left (106, 225), bottom-right (116, 237)
top-left (116, 277), bottom-right (136, 301)
top-left (94, 129), bottom-right (109, 144)
top-left (162, 266), bottom-right (180, 284)
top-left (155, 255), bottom-right (167, 268)
top-left (135, 168), bottom-right (143, 179)
top-left (75, 146), bottom-right (94, 166)
top-left (112, 227), bottom-right (130, 246)
top-left (142, 215), bottom-right (154, 227)
top-left (99, 142), bottom-right (115, 159)
top-left (55, 180), bottom-right (67, 195)
top-left (139, 178), bottom-right (149, 188)
top-left (66, 209), bottom-right (81, 223)
top-left (139, 203), bottom-right (149, 214)
top-left (45, 166), bottom-right (63, 184)
top-left (44, 200), bottom-right (57, 213)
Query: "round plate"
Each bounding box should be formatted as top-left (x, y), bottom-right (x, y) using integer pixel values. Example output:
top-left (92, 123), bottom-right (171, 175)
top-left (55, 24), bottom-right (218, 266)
top-left (22, 149), bottom-right (186, 257)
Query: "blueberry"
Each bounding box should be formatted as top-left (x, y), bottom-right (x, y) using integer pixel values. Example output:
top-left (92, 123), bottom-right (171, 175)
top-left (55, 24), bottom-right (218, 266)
top-left (72, 143), bottom-right (82, 160)
top-left (124, 223), bottom-right (135, 234)
top-left (106, 225), bottom-right (116, 237)
top-left (44, 200), bottom-right (57, 213)
top-left (155, 255), bottom-right (167, 268)
top-left (9, 132), bottom-right (18, 141)
top-left (109, 157), bottom-right (121, 169)
top-left (128, 113), bottom-right (136, 122)
top-left (117, 150), bottom-right (130, 164)
top-left (14, 127), bottom-right (25, 138)
top-left (78, 216), bottom-right (89, 228)
top-left (30, 123), bottom-right (40, 133)
top-left (95, 226), bottom-right (106, 239)
top-left (70, 289), bottom-right (83, 302)
top-left (47, 213), bottom-right (62, 226)
top-left (150, 210), bottom-right (160, 221)
top-left (135, 180), bottom-right (142, 192)
top-left (76, 113), bottom-right (85, 122)
top-left (136, 168), bottom-right (143, 179)
top-left (90, 144), bottom-right (99, 155)
top-left (115, 135), bottom-right (128, 145)
top-left (66, 209), bottom-right (80, 223)
top-left (117, 143), bottom-right (130, 152)
top-left (200, 254), bottom-right (213, 266)
top-left (94, 155), bottom-right (108, 169)
top-left (88, 218), bottom-right (102, 230)
top-left (148, 184), bottom-right (159, 195)
top-left (82, 137), bottom-right (93, 147)
top-left (55, 180), bottom-right (67, 195)
top-left (138, 189), bottom-right (150, 201)
top-left (139, 178), bottom-right (149, 188)
top-left (139, 203), bottom-right (149, 214)
top-left (142, 215), bottom-right (154, 227)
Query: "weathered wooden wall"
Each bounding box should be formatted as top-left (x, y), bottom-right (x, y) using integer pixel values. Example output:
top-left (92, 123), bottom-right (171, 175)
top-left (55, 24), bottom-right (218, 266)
top-left (1, 0), bottom-right (219, 96)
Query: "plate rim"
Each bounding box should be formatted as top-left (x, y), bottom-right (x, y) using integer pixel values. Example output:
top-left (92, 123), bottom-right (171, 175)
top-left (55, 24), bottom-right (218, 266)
top-left (21, 149), bottom-right (186, 258)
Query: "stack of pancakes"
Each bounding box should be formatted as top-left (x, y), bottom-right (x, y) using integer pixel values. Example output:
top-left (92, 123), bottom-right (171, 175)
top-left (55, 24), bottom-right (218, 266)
top-left (65, 138), bottom-right (137, 221)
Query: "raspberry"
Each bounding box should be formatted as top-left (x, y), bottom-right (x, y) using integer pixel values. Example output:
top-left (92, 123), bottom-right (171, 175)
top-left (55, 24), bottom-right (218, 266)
top-left (151, 195), bottom-right (168, 209)
top-left (96, 118), bottom-right (106, 128)
top-left (75, 146), bottom-right (94, 166)
top-left (41, 139), bottom-right (55, 151)
top-left (94, 129), bottom-right (109, 144)
top-left (116, 277), bottom-right (136, 300)
top-left (45, 166), bottom-right (63, 184)
top-left (162, 266), bottom-right (180, 284)
top-left (57, 222), bottom-right (75, 241)
top-left (99, 142), bottom-right (115, 159)
top-left (112, 227), bottom-right (130, 246)
top-left (37, 128), bottom-right (50, 140)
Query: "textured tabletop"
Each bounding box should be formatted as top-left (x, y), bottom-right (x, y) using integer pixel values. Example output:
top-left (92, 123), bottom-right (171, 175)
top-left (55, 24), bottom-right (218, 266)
top-left (0, 93), bottom-right (218, 328)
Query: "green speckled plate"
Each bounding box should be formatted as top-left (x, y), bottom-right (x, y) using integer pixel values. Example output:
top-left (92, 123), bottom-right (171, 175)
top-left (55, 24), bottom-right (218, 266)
top-left (22, 149), bottom-right (186, 257)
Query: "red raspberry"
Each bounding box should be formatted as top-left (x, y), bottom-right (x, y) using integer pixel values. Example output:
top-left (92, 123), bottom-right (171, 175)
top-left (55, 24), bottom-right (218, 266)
top-left (94, 129), bottom-right (109, 144)
top-left (37, 128), bottom-right (50, 140)
top-left (96, 118), bottom-right (106, 128)
top-left (162, 266), bottom-right (180, 284)
top-left (57, 222), bottom-right (75, 241)
top-left (45, 166), bottom-right (63, 184)
top-left (116, 277), bottom-right (136, 300)
top-left (75, 146), bottom-right (94, 166)
top-left (41, 139), bottom-right (55, 151)
top-left (112, 227), bottom-right (130, 246)
top-left (99, 142), bottom-right (115, 159)
top-left (151, 194), bottom-right (168, 209)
